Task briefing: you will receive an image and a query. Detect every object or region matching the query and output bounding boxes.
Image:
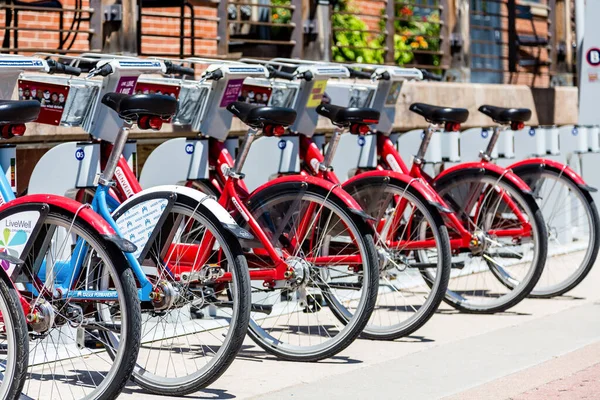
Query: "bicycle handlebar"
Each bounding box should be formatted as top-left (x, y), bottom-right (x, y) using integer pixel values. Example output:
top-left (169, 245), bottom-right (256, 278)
top-left (46, 60), bottom-right (81, 76)
top-left (266, 65), bottom-right (313, 82)
top-left (420, 69), bottom-right (442, 81)
top-left (266, 65), bottom-right (295, 81)
top-left (202, 69), bottom-right (223, 81)
top-left (348, 68), bottom-right (373, 80)
top-left (86, 63), bottom-right (114, 78)
top-left (164, 61), bottom-right (195, 77)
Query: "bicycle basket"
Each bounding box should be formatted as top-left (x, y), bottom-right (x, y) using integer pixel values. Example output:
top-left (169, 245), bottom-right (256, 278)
top-left (18, 74), bottom-right (101, 127)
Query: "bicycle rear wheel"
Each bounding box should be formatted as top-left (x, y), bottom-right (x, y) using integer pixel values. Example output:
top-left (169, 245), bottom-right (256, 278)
top-left (11, 205), bottom-right (140, 400)
top-left (517, 168), bottom-right (600, 297)
top-left (244, 181), bottom-right (379, 361)
top-left (431, 171), bottom-right (547, 313)
top-left (344, 177), bottom-right (451, 340)
top-left (0, 275), bottom-right (28, 400)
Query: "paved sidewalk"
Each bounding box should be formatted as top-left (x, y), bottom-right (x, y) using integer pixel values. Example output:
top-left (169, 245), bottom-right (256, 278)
top-left (119, 262), bottom-right (600, 400)
top-left (513, 362), bottom-right (600, 400)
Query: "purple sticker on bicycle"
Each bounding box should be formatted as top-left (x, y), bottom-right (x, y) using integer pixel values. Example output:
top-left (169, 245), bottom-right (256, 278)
top-left (116, 76), bottom-right (138, 95)
top-left (220, 79), bottom-right (245, 107)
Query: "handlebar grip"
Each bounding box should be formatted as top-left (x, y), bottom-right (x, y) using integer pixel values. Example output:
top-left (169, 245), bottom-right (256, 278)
top-left (205, 69), bottom-right (223, 81)
top-left (47, 60), bottom-right (82, 76)
top-left (301, 70), bottom-right (313, 81)
top-left (348, 68), bottom-right (372, 80)
top-left (164, 61), bottom-right (195, 77)
top-left (61, 64), bottom-right (82, 76)
top-left (97, 63), bottom-right (114, 77)
top-left (420, 69), bottom-right (443, 81)
top-left (267, 65), bottom-right (296, 81)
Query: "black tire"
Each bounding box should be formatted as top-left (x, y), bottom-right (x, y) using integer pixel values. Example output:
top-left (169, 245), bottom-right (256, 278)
top-left (515, 167), bottom-right (600, 297)
top-left (432, 169), bottom-right (547, 313)
top-left (243, 181), bottom-right (379, 361)
top-left (18, 206), bottom-right (141, 400)
top-left (343, 176), bottom-right (451, 340)
top-left (112, 192), bottom-right (251, 396)
top-left (0, 276), bottom-right (28, 400)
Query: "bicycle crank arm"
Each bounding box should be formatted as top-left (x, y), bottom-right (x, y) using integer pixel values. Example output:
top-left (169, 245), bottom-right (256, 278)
top-left (486, 252), bottom-right (523, 259)
top-left (407, 262), bottom-right (465, 270)
top-left (316, 282), bottom-right (363, 290)
top-left (81, 321), bottom-right (122, 333)
top-left (218, 301), bottom-right (273, 315)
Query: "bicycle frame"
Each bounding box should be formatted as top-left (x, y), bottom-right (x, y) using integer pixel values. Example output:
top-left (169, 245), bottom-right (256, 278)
top-left (291, 126), bottom-right (534, 252)
top-left (375, 131), bottom-right (533, 245)
top-left (99, 135), bottom-right (367, 288)
top-left (0, 160), bottom-right (135, 301)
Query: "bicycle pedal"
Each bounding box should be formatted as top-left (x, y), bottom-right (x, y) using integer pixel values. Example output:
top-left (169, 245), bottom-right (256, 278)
top-left (190, 306), bottom-right (205, 319)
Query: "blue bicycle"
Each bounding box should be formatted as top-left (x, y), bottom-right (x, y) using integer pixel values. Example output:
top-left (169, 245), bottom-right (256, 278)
top-left (0, 59), bottom-right (141, 400)
top-left (26, 56), bottom-right (252, 397)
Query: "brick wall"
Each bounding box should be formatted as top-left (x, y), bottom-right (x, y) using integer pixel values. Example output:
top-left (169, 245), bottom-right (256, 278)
top-left (2, 0), bottom-right (550, 86)
top-left (352, 0), bottom-right (385, 32)
top-left (0, 0), bottom-right (218, 56)
top-left (0, 0), bottom-right (93, 53)
top-left (138, 5), bottom-right (217, 57)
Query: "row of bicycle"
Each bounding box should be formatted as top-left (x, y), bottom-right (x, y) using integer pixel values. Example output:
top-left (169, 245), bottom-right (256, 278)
top-left (0, 53), bottom-right (594, 399)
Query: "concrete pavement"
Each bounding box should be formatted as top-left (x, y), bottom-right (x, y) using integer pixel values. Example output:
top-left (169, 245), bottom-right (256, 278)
top-left (119, 260), bottom-right (600, 400)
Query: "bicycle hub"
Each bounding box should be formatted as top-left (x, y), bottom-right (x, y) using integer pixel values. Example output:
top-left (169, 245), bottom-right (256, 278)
top-left (150, 281), bottom-right (177, 311)
top-left (27, 300), bottom-right (56, 334)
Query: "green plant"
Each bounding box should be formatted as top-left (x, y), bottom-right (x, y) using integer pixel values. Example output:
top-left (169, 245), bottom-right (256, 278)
top-left (331, 0), bottom-right (385, 64)
top-left (271, 0), bottom-right (292, 24)
top-left (385, 5), bottom-right (442, 67)
top-left (271, 0), bottom-right (292, 38)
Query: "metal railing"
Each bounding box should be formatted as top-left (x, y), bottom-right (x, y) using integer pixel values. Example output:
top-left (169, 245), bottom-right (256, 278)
top-left (137, 0), bottom-right (219, 58)
top-left (330, 0), bottom-right (449, 72)
top-left (221, 0), bottom-right (302, 59)
top-left (470, 0), bottom-right (552, 86)
top-left (0, 0), bottom-right (95, 54)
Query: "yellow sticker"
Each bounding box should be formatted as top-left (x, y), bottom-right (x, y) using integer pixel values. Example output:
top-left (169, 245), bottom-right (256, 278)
top-left (306, 80), bottom-right (328, 108)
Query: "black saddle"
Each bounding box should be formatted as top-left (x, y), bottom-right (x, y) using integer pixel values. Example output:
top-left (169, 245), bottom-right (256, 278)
top-left (316, 103), bottom-right (380, 126)
top-left (478, 105), bottom-right (531, 124)
top-left (102, 93), bottom-right (177, 120)
top-left (409, 103), bottom-right (469, 124)
top-left (0, 100), bottom-right (40, 125)
top-left (227, 102), bottom-right (296, 128)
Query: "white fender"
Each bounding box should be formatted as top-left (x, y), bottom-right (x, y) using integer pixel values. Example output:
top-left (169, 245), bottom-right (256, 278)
top-left (113, 185), bottom-right (251, 259)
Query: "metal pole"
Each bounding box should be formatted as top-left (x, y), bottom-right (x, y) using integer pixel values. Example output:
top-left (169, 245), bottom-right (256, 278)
top-left (89, 0), bottom-right (103, 51)
top-left (291, 0), bottom-right (304, 58)
top-left (217, 0), bottom-right (228, 56)
top-left (575, 0), bottom-right (585, 87)
top-left (384, 0), bottom-right (395, 64)
top-left (318, 0), bottom-right (331, 62)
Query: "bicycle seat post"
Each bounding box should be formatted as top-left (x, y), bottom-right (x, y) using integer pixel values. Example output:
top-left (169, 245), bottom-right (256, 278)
top-left (232, 127), bottom-right (258, 178)
top-left (99, 122), bottom-right (132, 185)
top-left (480, 125), bottom-right (507, 162)
top-left (322, 126), bottom-right (344, 169)
top-left (414, 123), bottom-right (438, 165)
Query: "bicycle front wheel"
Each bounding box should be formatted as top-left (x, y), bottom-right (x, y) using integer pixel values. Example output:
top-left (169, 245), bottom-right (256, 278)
top-left (517, 168), bottom-right (600, 297)
top-left (244, 181), bottom-right (379, 361)
top-left (0, 275), bottom-right (28, 400)
top-left (113, 194), bottom-right (251, 396)
top-left (344, 177), bottom-right (451, 340)
top-left (432, 171), bottom-right (547, 313)
top-left (11, 205), bottom-right (141, 400)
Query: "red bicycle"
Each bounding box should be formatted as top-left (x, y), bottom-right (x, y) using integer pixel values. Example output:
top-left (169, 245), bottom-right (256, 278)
top-left (86, 99), bottom-right (380, 362)
top-left (475, 105), bottom-right (600, 297)
top-left (344, 102), bottom-right (548, 313)
top-left (243, 61), bottom-right (546, 315)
